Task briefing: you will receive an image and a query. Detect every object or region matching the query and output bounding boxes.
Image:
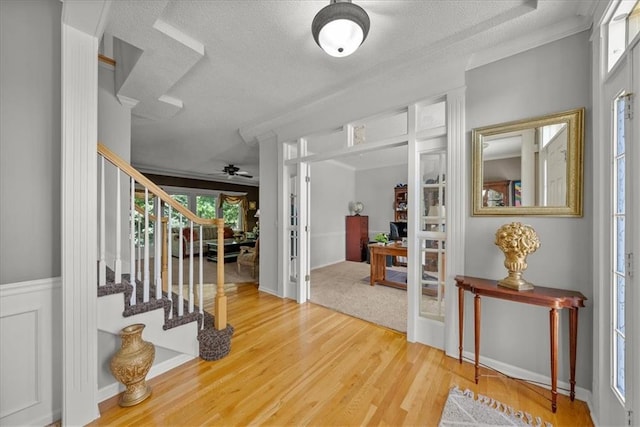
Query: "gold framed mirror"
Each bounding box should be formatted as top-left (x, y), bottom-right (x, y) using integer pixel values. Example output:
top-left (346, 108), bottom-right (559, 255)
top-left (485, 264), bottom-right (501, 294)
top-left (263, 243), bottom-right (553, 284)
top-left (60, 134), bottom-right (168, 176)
top-left (472, 108), bottom-right (584, 216)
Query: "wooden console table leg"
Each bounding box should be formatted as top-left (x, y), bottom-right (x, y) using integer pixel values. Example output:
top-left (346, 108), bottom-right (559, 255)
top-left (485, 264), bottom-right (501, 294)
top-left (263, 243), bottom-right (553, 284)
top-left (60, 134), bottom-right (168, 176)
top-left (474, 294), bottom-right (481, 384)
top-left (458, 285), bottom-right (464, 363)
top-left (569, 307), bottom-right (578, 401)
top-left (550, 308), bottom-right (559, 413)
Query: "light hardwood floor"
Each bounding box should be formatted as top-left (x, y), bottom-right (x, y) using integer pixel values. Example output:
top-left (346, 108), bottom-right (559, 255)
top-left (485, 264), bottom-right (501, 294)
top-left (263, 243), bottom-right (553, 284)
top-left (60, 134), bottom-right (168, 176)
top-left (90, 282), bottom-right (593, 426)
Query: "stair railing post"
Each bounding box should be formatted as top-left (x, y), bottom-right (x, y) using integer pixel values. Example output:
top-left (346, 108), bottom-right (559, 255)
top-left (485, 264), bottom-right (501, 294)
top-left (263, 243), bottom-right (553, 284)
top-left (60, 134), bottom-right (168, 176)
top-left (215, 218), bottom-right (227, 330)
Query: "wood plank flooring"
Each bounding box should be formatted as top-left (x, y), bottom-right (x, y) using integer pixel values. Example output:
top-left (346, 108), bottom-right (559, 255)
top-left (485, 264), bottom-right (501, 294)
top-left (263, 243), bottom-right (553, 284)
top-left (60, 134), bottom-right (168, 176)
top-left (90, 282), bottom-right (593, 426)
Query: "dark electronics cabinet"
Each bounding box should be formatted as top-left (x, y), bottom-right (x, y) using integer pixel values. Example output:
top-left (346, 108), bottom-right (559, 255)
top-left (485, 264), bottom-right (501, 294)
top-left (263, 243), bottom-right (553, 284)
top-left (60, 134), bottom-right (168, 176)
top-left (345, 215), bottom-right (369, 262)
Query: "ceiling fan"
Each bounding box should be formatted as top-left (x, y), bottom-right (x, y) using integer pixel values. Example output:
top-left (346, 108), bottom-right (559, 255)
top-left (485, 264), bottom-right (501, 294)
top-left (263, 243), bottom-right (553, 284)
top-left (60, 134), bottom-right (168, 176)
top-left (218, 164), bottom-right (253, 179)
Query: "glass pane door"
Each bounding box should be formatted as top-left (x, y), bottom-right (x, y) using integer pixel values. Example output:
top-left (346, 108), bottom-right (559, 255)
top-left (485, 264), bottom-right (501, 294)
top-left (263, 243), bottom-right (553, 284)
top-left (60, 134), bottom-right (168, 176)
top-left (420, 151), bottom-right (446, 319)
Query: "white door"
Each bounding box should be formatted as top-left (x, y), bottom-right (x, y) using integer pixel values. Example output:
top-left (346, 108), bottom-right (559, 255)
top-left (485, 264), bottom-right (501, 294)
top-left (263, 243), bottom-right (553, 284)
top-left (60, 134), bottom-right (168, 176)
top-left (409, 137), bottom-right (447, 348)
top-left (284, 161), bottom-right (311, 303)
top-left (599, 43), bottom-right (638, 426)
top-left (542, 129), bottom-right (567, 206)
top-left (285, 165), bottom-right (299, 300)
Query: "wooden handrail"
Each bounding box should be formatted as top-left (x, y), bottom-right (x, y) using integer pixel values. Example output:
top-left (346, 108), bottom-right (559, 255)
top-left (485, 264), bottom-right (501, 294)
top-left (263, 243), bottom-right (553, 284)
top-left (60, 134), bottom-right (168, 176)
top-left (134, 204), bottom-right (162, 221)
top-left (98, 142), bottom-right (216, 225)
top-left (98, 54), bottom-right (116, 66)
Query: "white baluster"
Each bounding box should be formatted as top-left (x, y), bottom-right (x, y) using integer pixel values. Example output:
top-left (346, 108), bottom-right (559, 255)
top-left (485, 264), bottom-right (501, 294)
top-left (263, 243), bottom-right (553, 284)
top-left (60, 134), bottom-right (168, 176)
top-left (136, 215), bottom-right (142, 281)
top-left (189, 222), bottom-right (194, 313)
top-left (99, 156), bottom-right (106, 286)
top-left (155, 198), bottom-right (162, 299)
top-left (114, 169), bottom-right (121, 284)
top-left (199, 224), bottom-right (204, 328)
top-left (167, 207), bottom-right (173, 319)
top-left (130, 178), bottom-right (136, 306)
top-left (178, 222), bottom-right (184, 316)
top-left (143, 188), bottom-right (150, 302)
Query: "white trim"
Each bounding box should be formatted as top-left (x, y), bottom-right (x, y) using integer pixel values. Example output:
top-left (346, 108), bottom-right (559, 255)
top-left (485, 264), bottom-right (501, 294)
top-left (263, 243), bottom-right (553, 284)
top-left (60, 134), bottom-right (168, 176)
top-left (0, 277), bottom-right (62, 427)
top-left (461, 350), bottom-right (593, 405)
top-left (0, 277), bottom-right (62, 297)
top-left (97, 354), bottom-right (195, 402)
top-left (116, 94), bottom-right (139, 109)
top-left (467, 16), bottom-right (593, 71)
top-left (444, 87), bottom-right (466, 358)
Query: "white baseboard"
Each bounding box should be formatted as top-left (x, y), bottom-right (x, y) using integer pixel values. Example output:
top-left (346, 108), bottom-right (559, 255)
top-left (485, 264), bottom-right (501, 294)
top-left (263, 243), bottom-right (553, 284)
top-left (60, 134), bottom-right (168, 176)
top-left (311, 259), bottom-right (347, 270)
top-left (257, 285), bottom-right (280, 298)
top-left (97, 354), bottom-right (195, 402)
top-left (461, 350), bottom-right (592, 404)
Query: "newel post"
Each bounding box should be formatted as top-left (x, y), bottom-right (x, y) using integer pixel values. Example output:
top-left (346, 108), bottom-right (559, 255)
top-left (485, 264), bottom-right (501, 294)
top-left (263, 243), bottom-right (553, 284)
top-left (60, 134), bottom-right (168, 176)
top-left (215, 218), bottom-right (227, 329)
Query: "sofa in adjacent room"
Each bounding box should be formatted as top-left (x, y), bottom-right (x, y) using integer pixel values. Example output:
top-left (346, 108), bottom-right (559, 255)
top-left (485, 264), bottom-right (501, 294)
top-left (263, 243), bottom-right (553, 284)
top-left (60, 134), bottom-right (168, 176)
top-left (171, 225), bottom-right (235, 257)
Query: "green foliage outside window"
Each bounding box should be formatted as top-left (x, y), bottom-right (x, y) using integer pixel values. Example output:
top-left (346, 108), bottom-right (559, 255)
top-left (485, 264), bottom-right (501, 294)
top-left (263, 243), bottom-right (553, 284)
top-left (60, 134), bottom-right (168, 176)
top-left (196, 195), bottom-right (217, 219)
top-left (222, 203), bottom-right (240, 229)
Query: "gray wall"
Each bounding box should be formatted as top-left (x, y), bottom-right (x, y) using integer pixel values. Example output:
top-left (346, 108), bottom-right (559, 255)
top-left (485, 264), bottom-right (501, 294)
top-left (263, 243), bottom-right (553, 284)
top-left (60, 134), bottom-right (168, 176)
top-left (465, 31), bottom-right (592, 388)
top-left (308, 161), bottom-right (408, 270)
top-left (355, 164), bottom-right (408, 239)
top-left (0, 0), bottom-right (62, 284)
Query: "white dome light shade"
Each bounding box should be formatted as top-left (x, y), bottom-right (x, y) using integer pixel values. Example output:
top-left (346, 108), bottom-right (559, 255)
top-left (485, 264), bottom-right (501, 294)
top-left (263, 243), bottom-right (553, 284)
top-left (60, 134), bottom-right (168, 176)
top-left (318, 19), bottom-right (364, 57)
top-left (312, 1), bottom-right (370, 58)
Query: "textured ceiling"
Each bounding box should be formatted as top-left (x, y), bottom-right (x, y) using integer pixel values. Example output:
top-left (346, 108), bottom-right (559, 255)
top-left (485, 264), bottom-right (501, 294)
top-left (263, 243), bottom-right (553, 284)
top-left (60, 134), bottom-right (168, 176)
top-left (102, 0), bottom-right (597, 184)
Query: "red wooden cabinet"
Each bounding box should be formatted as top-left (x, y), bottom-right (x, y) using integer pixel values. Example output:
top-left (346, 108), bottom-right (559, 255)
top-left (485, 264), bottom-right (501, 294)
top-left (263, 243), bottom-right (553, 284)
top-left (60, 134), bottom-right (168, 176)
top-left (346, 215), bottom-right (368, 262)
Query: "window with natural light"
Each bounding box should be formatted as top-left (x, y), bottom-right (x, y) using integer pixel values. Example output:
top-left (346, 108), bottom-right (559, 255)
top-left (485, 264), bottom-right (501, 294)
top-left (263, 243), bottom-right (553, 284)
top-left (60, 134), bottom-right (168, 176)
top-left (612, 95), bottom-right (627, 402)
top-left (607, 0), bottom-right (640, 71)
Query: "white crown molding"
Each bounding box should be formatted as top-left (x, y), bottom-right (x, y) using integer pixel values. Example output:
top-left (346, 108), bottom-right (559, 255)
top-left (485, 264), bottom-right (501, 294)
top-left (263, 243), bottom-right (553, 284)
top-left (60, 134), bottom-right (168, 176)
top-left (466, 15), bottom-right (593, 71)
top-left (116, 94), bottom-right (139, 109)
top-left (159, 94), bottom-right (183, 109)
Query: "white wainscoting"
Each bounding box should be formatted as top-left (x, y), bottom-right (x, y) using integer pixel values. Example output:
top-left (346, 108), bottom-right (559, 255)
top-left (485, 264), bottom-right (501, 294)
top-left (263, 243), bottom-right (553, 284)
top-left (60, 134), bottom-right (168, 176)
top-left (310, 231), bottom-right (345, 270)
top-left (0, 277), bottom-right (62, 427)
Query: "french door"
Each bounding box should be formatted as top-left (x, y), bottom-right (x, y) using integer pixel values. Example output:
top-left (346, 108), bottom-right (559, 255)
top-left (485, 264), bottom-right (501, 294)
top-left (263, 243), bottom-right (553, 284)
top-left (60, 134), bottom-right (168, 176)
top-left (600, 42), bottom-right (638, 426)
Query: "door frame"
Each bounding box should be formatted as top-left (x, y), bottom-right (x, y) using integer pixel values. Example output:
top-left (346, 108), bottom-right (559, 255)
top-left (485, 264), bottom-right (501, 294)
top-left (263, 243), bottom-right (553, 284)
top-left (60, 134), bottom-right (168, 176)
top-left (593, 23), bottom-right (639, 425)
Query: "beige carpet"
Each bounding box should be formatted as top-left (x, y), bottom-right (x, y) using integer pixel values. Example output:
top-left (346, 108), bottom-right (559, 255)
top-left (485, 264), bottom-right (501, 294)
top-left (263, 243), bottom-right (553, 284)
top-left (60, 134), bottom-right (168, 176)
top-left (310, 261), bottom-right (407, 333)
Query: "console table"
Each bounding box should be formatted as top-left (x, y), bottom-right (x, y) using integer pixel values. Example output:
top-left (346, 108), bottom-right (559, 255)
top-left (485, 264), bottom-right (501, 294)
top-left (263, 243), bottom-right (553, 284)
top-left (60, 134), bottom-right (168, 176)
top-left (454, 275), bottom-right (586, 413)
top-left (207, 239), bottom-right (256, 263)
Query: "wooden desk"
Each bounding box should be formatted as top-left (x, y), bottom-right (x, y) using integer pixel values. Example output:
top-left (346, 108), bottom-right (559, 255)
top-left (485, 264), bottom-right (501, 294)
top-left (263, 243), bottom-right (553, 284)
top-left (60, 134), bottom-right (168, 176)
top-left (368, 243), bottom-right (407, 289)
top-left (454, 275), bottom-right (586, 413)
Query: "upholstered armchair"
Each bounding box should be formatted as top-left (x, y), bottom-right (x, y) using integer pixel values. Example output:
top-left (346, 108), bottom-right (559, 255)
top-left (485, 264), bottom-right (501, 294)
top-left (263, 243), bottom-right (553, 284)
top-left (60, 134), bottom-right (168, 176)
top-left (237, 239), bottom-right (259, 278)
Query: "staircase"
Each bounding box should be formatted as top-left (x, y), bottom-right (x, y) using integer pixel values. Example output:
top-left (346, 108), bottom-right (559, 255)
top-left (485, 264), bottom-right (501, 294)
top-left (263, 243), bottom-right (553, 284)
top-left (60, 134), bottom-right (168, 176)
top-left (96, 143), bottom-right (233, 368)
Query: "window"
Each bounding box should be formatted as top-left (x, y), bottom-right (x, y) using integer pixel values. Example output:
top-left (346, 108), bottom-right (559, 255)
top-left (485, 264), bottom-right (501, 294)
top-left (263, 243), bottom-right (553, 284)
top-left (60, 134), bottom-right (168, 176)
top-left (196, 195), bottom-right (217, 219)
top-left (607, 0), bottom-right (640, 71)
top-left (612, 95), bottom-right (627, 401)
top-left (222, 201), bottom-right (241, 230)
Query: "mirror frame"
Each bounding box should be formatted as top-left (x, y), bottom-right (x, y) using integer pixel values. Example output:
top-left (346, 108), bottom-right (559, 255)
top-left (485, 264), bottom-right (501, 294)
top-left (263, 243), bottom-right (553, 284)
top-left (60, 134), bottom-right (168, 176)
top-left (472, 107), bottom-right (584, 217)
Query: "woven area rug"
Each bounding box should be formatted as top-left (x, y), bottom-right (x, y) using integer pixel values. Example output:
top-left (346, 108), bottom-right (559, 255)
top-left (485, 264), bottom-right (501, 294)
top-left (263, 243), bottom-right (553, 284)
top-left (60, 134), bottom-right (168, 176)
top-left (439, 386), bottom-right (552, 427)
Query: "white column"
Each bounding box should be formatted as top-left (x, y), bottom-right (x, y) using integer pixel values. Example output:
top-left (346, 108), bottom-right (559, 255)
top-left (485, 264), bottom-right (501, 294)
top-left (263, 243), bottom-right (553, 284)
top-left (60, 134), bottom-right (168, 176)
top-left (444, 86), bottom-right (466, 358)
top-left (61, 23), bottom-right (100, 426)
top-left (61, 1), bottom-right (110, 424)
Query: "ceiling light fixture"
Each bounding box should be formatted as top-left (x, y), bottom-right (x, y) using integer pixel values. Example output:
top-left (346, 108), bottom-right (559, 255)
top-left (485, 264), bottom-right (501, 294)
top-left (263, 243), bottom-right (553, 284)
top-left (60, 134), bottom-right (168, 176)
top-left (312, 0), bottom-right (370, 58)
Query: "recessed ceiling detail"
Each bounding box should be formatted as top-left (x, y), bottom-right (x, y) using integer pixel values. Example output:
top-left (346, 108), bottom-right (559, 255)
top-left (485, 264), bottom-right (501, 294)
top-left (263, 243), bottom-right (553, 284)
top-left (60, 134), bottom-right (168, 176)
top-left (107, 5), bottom-right (205, 122)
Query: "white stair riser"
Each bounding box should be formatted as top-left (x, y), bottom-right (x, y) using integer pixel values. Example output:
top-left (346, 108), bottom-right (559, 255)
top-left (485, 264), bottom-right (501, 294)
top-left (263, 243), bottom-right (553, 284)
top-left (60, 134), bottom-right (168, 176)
top-left (97, 293), bottom-right (199, 356)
